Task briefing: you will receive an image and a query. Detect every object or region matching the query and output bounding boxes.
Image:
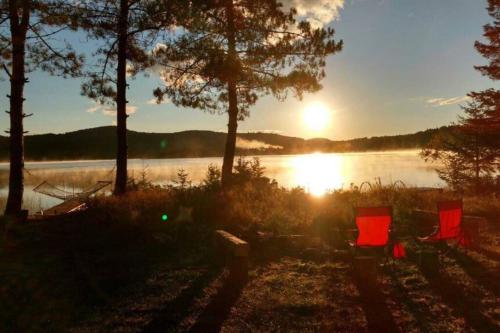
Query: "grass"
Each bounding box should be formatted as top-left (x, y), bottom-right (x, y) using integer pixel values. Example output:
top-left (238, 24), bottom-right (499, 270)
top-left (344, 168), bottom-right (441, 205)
top-left (0, 209), bottom-right (213, 332)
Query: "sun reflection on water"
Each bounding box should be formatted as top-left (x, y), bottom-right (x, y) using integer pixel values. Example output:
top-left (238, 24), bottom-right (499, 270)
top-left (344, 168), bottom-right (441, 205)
top-left (291, 153), bottom-right (345, 196)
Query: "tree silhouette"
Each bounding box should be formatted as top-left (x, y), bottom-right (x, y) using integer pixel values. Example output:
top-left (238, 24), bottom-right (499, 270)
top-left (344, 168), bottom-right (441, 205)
top-left (153, 0), bottom-right (342, 186)
top-left (0, 0), bottom-right (82, 217)
top-left (474, 0), bottom-right (500, 81)
top-left (422, 0), bottom-right (499, 193)
top-left (76, 0), bottom-right (179, 195)
top-left (472, 0), bottom-right (500, 154)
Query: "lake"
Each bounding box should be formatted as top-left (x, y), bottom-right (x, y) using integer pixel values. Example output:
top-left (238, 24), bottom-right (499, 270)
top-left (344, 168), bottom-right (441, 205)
top-left (0, 150), bottom-right (443, 213)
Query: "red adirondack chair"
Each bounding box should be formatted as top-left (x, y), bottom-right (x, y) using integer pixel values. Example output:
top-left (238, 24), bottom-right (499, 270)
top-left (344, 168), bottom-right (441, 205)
top-left (418, 200), bottom-right (468, 247)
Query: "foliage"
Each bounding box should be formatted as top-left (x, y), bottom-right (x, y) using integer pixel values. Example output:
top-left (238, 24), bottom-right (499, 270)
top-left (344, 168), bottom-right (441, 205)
top-left (0, 0), bottom-right (83, 79)
top-left (421, 0), bottom-right (500, 194)
top-left (474, 0), bottom-right (500, 81)
top-left (153, 0), bottom-right (342, 115)
top-left (75, 0), bottom-right (179, 104)
top-left (421, 104), bottom-right (499, 193)
top-left (117, 158), bottom-right (500, 240)
top-left (1, 0), bottom-right (85, 215)
top-left (74, 0), bottom-right (185, 194)
top-left (203, 164), bottom-right (222, 190)
top-left (153, 0), bottom-right (342, 183)
top-left (173, 168), bottom-right (192, 189)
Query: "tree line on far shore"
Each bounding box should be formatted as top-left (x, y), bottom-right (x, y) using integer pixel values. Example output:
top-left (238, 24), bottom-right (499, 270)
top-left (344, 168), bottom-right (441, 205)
top-left (0, 125), bottom-right (456, 161)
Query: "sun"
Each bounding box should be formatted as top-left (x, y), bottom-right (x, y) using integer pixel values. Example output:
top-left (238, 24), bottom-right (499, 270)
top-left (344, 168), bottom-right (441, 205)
top-left (303, 102), bottom-right (331, 132)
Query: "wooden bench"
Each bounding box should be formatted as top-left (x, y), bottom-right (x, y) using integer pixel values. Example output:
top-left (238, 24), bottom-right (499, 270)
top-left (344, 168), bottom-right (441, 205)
top-left (214, 230), bottom-right (249, 282)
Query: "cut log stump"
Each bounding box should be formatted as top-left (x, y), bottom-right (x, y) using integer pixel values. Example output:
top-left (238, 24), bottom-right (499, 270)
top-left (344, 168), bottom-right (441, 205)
top-left (353, 256), bottom-right (378, 285)
top-left (214, 230), bottom-right (249, 284)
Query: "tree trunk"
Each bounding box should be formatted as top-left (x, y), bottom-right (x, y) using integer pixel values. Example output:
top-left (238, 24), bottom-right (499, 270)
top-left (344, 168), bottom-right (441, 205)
top-left (222, 92), bottom-right (238, 186)
top-left (474, 136), bottom-right (480, 194)
top-left (4, 0), bottom-right (30, 217)
top-left (114, 0), bottom-right (129, 195)
top-left (221, 0), bottom-right (238, 187)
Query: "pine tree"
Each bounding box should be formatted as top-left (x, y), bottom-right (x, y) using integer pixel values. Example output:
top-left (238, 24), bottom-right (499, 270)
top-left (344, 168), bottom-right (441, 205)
top-left (153, 0), bottom-right (342, 186)
top-left (475, 0), bottom-right (500, 81)
top-left (422, 99), bottom-right (498, 192)
top-left (472, 0), bottom-right (500, 159)
top-left (76, 0), bottom-right (180, 195)
top-left (0, 0), bottom-right (82, 217)
top-left (422, 0), bottom-right (499, 193)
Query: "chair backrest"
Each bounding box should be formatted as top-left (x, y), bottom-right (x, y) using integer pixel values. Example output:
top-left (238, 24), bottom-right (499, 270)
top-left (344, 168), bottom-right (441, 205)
top-left (437, 200), bottom-right (463, 239)
top-left (355, 206), bottom-right (392, 246)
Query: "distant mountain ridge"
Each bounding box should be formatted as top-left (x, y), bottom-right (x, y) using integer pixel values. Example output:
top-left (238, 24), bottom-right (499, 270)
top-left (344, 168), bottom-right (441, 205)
top-left (0, 126), bottom-right (453, 161)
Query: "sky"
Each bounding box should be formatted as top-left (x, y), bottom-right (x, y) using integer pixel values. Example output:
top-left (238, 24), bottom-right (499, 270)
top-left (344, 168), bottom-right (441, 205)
top-left (0, 0), bottom-right (497, 140)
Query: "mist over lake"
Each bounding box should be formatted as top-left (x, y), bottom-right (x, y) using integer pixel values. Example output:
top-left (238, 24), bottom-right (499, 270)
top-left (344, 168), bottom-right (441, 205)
top-left (0, 150), bottom-right (443, 213)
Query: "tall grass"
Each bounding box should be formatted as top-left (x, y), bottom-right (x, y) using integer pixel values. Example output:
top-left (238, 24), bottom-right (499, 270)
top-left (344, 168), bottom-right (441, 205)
top-left (87, 157), bottom-right (499, 238)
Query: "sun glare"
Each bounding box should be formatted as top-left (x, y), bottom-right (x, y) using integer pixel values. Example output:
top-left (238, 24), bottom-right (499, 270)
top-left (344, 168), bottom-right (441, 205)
top-left (291, 153), bottom-right (344, 196)
top-left (303, 102), bottom-right (331, 132)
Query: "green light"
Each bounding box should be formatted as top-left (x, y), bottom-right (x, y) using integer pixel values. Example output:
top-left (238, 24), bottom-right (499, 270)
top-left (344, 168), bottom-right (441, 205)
top-left (162, 214), bottom-right (168, 221)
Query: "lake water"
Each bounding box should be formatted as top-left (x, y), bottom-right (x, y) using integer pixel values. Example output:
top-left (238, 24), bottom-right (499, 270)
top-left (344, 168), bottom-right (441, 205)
top-left (0, 150), bottom-right (444, 213)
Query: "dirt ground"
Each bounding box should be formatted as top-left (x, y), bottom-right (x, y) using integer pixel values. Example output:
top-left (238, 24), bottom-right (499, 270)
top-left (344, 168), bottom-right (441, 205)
top-left (71, 231), bottom-right (500, 333)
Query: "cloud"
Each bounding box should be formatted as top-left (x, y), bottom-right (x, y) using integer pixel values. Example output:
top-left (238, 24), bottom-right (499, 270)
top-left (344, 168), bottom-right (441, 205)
top-left (86, 102), bottom-right (138, 116)
top-left (147, 98), bottom-right (169, 105)
top-left (102, 105), bottom-right (138, 116)
top-left (86, 105), bottom-right (100, 113)
top-left (426, 96), bottom-right (470, 107)
top-left (282, 0), bottom-right (345, 27)
top-left (236, 138), bottom-right (283, 150)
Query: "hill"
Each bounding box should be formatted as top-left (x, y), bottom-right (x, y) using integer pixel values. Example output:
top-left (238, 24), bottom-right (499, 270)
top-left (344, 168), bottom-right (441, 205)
top-left (0, 126), bottom-right (453, 161)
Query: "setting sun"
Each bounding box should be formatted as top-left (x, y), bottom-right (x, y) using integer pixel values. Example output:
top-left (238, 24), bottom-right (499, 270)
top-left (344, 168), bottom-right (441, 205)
top-left (303, 102), bottom-right (331, 132)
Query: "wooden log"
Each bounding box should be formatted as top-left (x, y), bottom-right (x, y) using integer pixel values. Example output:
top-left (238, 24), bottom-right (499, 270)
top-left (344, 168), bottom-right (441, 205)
top-left (215, 230), bottom-right (249, 256)
top-left (215, 230), bottom-right (249, 283)
top-left (353, 256), bottom-right (378, 284)
top-left (275, 234), bottom-right (307, 250)
top-left (418, 249), bottom-right (439, 276)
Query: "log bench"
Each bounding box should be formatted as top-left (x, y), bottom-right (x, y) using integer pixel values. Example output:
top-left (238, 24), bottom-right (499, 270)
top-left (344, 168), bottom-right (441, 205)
top-left (214, 230), bottom-right (250, 283)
